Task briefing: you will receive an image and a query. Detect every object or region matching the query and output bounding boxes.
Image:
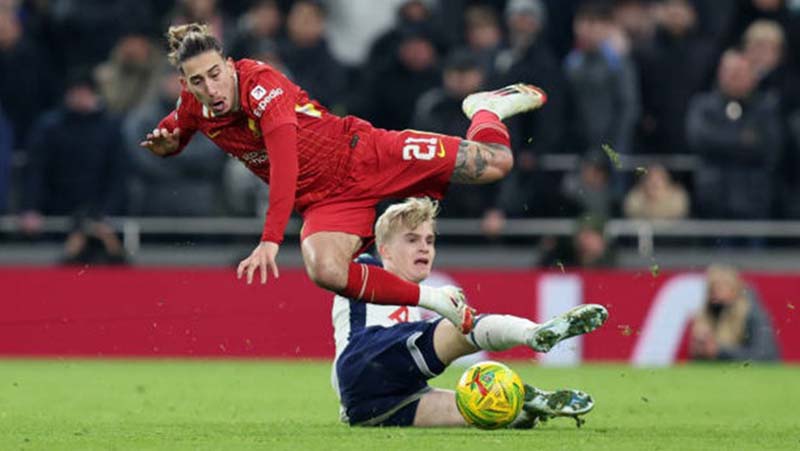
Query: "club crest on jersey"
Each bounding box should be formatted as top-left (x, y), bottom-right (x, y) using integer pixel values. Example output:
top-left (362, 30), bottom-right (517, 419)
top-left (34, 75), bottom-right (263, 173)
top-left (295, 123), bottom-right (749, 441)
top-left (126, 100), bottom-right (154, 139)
top-left (253, 87), bottom-right (284, 117)
top-left (250, 85), bottom-right (267, 100)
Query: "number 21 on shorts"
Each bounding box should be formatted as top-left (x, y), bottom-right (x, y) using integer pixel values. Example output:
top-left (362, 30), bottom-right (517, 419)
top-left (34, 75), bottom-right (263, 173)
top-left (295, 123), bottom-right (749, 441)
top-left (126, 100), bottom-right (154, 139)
top-left (402, 136), bottom-right (439, 161)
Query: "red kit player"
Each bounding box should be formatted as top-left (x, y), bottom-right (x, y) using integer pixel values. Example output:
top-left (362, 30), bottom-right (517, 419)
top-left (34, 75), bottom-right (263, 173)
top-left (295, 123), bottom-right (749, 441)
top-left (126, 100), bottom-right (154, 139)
top-left (140, 23), bottom-right (546, 333)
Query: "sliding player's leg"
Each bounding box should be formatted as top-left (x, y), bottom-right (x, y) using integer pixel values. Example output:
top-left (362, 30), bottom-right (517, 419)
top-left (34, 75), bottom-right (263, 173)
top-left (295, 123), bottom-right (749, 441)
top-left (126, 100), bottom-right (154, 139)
top-left (410, 304), bottom-right (608, 427)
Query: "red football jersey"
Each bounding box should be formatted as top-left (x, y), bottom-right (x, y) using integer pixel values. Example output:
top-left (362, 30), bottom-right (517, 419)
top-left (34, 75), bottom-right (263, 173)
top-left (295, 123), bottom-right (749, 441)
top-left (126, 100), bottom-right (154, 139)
top-left (158, 59), bottom-right (372, 243)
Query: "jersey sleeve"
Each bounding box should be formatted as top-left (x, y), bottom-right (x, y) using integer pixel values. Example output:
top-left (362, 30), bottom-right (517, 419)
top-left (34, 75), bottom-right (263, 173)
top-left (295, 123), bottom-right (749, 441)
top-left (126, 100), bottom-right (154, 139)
top-left (155, 93), bottom-right (198, 156)
top-left (259, 123), bottom-right (298, 244)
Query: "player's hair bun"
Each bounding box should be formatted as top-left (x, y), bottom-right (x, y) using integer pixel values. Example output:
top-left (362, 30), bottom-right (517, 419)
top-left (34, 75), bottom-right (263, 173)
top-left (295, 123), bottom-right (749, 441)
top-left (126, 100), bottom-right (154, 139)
top-left (166, 22), bottom-right (222, 67)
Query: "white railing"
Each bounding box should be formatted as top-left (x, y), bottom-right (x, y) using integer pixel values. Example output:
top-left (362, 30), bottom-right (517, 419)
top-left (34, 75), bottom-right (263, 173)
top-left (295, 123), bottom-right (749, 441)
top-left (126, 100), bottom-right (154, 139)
top-left (3, 215), bottom-right (800, 257)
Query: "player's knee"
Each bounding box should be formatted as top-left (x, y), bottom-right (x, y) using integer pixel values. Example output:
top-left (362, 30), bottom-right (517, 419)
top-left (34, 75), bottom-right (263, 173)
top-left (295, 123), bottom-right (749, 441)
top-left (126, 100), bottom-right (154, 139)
top-left (306, 258), bottom-right (347, 292)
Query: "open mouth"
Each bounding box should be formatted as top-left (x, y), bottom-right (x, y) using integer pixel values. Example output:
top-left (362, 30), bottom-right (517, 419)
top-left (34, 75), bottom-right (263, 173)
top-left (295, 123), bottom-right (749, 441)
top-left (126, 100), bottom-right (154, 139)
top-left (414, 258), bottom-right (430, 266)
top-left (211, 100), bottom-right (225, 112)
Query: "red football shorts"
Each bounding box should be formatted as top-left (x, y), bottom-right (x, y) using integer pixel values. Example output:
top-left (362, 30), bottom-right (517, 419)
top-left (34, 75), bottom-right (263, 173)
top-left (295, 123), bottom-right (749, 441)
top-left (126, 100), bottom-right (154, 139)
top-left (300, 128), bottom-right (460, 245)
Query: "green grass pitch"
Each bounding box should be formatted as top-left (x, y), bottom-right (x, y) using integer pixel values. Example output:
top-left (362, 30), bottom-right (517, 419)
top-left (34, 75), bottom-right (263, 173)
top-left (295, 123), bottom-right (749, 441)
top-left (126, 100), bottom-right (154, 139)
top-left (1, 360), bottom-right (798, 450)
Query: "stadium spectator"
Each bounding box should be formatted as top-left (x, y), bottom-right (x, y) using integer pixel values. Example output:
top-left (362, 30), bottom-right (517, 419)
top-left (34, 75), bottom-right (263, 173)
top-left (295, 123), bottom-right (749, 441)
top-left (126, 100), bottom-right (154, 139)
top-left (690, 264), bottom-right (780, 362)
top-left (480, 152), bottom-right (568, 237)
top-left (323, 0), bottom-right (410, 67)
top-left (783, 108), bottom-right (800, 218)
top-left (279, 0), bottom-right (347, 110)
top-left (686, 50), bottom-right (783, 219)
top-left (358, 24), bottom-right (441, 130)
top-left (170, 0), bottom-right (234, 45)
top-left (0, 103), bottom-right (10, 214)
top-left (0, 5), bottom-right (55, 147)
top-left (363, 0), bottom-right (443, 74)
top-left (49, 0), bottom-right (154, 69)
top-left (721, 0), bottom-right (800, 72)
top-left (742, 19), bottom-right (799, 113)
top-left (20, 69), bottom-right (127, 264)
top-left (565, 2), bottom-right (640, 156)
top-left (623, 164), bottom-right (689, 220)
top-left (95, 30), bottom-right (164, 115)
top-left (493, 0), bottom-right (567, 157)
top-left (611, 0), bottom-right (657, 54)
top-left (462, 4), bottom-right (503, 78)
top-left (634, 0), bottom-right (716, 154)
top-left (228, 0), bottom-right (283, 60)
top-left (537, 214), bottom-right (616, 269)
top-left (242, 38), bottom-right (293, 80)
top-left (560, 150), bottom-right (615, 219)
top-left (332, 197), bottom-right (607, 427)
top-left (411, 50), bottom-right (483, 139)
top-left (123, 67), bottom-right (226, 216)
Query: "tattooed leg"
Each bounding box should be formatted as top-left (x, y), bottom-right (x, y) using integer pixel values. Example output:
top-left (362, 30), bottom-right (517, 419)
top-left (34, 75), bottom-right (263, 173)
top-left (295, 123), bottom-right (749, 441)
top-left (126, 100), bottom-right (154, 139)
top-left (450, 140), bottom-right (514, 184)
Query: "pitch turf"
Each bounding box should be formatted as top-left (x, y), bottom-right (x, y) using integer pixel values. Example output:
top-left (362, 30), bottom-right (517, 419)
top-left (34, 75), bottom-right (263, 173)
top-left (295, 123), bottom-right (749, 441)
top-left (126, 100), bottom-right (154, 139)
top-left (0, 360), bottom-right (798, 450)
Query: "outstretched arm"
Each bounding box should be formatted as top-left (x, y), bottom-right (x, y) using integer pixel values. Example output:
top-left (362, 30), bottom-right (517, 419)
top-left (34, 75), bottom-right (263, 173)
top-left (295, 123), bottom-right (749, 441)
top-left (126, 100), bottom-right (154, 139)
top-left (139, 108), bottom-right (196, 157)
top-left (236, 123), bottom-right (299, 284)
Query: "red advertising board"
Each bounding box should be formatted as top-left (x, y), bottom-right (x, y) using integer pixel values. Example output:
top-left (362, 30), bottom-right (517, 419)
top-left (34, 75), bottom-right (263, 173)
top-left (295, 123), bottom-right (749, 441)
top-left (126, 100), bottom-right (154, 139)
top-left (0, 268), bottom-right (797, 363)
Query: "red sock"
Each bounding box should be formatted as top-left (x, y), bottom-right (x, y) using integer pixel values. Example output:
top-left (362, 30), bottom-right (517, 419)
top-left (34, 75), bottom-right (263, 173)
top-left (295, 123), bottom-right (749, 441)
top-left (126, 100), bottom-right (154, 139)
top-left (466, 110), bottom-right (510, 147)
top-left (341, 262), bottom-right (420, 305)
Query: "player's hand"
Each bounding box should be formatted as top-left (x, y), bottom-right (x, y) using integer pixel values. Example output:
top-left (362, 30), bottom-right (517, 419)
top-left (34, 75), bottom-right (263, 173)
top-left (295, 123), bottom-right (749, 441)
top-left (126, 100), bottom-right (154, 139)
top-left (237, 241), bottom-right (280, 284)
top-left (140, 127), bottom-right (181, 157)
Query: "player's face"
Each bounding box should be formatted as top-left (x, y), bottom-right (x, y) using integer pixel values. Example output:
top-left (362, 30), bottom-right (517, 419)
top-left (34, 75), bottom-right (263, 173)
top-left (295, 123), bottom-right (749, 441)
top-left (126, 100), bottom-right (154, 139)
top-left (181, 50), bottom-right (237, 115)
top-left (380, 221), bottom-right (436, 283)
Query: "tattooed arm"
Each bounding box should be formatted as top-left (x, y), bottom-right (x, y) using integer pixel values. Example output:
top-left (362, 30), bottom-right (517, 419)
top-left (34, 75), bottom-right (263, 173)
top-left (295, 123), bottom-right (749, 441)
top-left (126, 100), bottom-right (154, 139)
top-left (450, 140), bottom-right (513, 184)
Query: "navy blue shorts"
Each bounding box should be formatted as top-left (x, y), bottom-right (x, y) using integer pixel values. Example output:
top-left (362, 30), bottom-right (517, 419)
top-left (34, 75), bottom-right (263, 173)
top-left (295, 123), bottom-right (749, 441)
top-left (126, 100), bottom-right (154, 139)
top-left (335, 319), bottom-right (446, 426)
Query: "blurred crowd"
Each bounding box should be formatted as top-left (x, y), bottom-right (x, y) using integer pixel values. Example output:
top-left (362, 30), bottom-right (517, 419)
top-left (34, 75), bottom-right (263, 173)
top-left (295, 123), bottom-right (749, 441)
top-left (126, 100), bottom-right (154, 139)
top-left (1, 0), bottom-right (800, 262)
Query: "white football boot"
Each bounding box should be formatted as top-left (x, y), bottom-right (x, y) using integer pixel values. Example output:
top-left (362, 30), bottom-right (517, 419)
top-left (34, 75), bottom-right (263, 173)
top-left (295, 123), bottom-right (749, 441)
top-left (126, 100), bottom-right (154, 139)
top-left (462, 83), bottom-right (548, 120)
top-left (527, 304), bottom-right (609, 353)
top-left (522, 384), bottom-right (596, 428)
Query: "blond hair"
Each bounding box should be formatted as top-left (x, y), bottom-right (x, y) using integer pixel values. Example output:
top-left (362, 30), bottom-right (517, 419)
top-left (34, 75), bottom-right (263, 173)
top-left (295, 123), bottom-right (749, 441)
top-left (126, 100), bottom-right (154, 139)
top-left (375, 198), bottom-right (440, 247)
top-left (166, 22), bottom-right (223, 68)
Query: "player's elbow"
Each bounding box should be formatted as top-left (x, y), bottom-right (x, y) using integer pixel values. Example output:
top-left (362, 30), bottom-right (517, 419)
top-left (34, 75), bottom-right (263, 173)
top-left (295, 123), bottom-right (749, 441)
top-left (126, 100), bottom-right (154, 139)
top-left (494, 145), bottom-right (513, 178)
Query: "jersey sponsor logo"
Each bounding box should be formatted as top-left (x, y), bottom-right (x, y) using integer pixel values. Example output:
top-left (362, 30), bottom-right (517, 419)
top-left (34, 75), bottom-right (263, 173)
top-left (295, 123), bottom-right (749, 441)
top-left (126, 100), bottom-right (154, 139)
top-left (253, 87), bottom-right (284, 117)
top-left (250, 85), bottom-right (267, 100)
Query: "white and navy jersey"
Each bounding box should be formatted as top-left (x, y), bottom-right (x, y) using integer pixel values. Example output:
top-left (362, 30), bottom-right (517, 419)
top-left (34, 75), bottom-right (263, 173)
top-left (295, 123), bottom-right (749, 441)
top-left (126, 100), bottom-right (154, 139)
top-left (332, 294), bottom-right (424, 360)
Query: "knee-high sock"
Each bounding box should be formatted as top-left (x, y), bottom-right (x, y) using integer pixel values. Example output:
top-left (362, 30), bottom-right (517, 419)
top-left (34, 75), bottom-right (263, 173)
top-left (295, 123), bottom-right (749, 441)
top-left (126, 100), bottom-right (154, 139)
top-left (466, 110), bottom-right (510, 147)
top-left (341, 262), bottom-right (420, 305)
top-left (466, 314), bottom-right (537, 351)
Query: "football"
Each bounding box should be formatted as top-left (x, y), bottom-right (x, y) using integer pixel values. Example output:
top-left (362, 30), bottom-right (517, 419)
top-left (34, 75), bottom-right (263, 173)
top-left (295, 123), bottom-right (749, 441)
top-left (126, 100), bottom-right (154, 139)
top-left (455, 361), bottom-right (525, 429)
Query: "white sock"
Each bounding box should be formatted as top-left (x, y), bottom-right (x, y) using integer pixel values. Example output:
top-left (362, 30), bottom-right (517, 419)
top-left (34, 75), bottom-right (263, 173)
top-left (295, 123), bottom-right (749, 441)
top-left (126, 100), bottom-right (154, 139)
top-left (418, 285), bottom-right (447, 315)
top-left (466, 314), bottom-right (537, 351)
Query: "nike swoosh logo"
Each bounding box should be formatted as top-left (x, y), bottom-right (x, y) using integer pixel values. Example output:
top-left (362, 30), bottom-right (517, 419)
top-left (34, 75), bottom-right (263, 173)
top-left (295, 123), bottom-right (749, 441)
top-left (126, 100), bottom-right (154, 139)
top-left (437, 140), bottom-right (446, 158)
top-left (208, 129), bottom-right (222, 138)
